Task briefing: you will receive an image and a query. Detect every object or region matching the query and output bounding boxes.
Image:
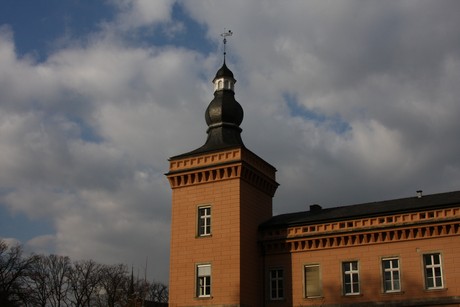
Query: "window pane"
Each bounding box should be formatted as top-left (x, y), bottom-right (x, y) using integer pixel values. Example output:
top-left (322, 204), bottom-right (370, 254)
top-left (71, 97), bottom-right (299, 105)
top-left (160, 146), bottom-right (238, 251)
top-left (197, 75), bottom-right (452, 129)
top-left (305, 265), bottom-right (321, 297)
top-left (269, 269), bottom-right (284, 300)
top-left (435, 277), bottom-right (442, 287)
top-left (424, 253), bottom-right (443, 289)
top-left (277, 280), bottom-right (284, 297)
top-left (385, 280), bottom-right (392, 290)
top-left (352, 273), bottom-right (359, 284)
top-left (198, 207), bottom-right (211, 236)
top-left (197, 264), bottom-right (211, 297)
top-left (352, 282), bottom-right (359, 293)
top-left (424, 255), bottom-right (432, 265)
top-left (382, 258), bottom-right (401, 292)
top-left (343, 261), bottom-right (359, 295)
top-left (427, 269), bottom-right (433, 278)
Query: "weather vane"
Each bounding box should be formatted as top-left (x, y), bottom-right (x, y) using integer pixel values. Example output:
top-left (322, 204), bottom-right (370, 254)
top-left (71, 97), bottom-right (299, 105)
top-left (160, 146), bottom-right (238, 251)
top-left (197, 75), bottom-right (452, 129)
top-left (220, 29), bottom-right (233, 60)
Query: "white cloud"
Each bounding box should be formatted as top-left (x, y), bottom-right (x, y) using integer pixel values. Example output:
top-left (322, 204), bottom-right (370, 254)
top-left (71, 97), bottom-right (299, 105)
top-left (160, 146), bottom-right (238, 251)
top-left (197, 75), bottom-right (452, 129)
top-left (2, 0), bottom-right (460, 283)
top-left (26, 235), bottom-right (57, 255)
top-left (110, 0), bottom-right (175, 30)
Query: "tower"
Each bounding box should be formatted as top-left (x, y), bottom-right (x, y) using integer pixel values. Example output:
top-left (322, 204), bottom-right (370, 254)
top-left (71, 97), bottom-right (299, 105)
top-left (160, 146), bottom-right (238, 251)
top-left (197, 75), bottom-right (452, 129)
top-left (166, 52), bottom-right (278, 306)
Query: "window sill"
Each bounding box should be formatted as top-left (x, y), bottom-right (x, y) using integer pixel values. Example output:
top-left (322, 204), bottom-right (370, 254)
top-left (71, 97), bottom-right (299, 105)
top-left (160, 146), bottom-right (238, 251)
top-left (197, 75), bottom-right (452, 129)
top-left (195, 296), bottom-right (212, 300)
top-left (424, 287), bottom-right (447, 293)
top-left (343, 293), bottom-right (363, 298)
top-left (196, 234), bottom-right (212, 239)
top-left (304, 296), bottom-right (324, 300)
top-left (381, 291), bottom-right (404, 295)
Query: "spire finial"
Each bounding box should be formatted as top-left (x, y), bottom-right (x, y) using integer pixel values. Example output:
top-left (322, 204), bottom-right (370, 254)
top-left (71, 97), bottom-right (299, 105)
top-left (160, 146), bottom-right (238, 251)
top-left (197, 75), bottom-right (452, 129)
top-left (220, 29), bottom-right (233, 61)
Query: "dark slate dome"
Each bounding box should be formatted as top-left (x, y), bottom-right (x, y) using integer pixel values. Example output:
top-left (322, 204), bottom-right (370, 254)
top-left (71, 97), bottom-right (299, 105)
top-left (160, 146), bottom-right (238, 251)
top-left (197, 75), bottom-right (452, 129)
top-left (213, 61), bottom-right (235, 82)
top-left (171, 61), bottom-right (245, 158)
top-left (205, 90), bottom-right (243, 127)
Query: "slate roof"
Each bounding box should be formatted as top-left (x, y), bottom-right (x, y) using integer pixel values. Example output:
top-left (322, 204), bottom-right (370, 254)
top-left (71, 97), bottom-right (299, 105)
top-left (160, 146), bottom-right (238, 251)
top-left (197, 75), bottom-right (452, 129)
top-left (260, 190), bottom-right (460, 229)
top-left (169, 62), bottom-right (244, 160)
top-left (213, 61), bottom-right (235, 82)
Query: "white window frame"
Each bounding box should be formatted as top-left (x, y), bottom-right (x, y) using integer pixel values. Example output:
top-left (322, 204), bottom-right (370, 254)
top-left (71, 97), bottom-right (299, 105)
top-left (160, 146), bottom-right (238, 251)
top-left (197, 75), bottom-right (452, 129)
top-left (342, 261), bottom-right (360, 295)
top-left (197, 206), bottom-right (211, 237)
top-left (196, 264), bottom-right (211, 298)
top-left (269, 268), bottom-right (284, 300)
top-left (382, 257), bottom-right (401, 293)
top-left (423, 253), bottom-right (444, 290)
top-left (304, 264), bottom-right (322, 298)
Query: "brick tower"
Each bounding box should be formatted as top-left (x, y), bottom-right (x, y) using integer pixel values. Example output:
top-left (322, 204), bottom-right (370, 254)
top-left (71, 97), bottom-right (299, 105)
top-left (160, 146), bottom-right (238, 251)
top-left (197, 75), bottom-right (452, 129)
top-left (166, 57), bottom-right (278, 306)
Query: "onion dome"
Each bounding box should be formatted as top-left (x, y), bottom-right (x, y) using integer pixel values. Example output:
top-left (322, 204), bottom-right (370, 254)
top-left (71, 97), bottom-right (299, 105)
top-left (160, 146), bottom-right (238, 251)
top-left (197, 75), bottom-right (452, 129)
top-left (206, 61), bottom-right (242, 127)
top-left (202, 61), bottom-right (244, 150)
top-left (175, 61), bottom-right (245, 157)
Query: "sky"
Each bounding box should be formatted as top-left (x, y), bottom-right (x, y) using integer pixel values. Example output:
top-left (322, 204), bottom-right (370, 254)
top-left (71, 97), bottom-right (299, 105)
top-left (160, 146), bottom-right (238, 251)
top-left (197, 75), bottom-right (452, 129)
top-left (1, 0), bottom-right (460, 283)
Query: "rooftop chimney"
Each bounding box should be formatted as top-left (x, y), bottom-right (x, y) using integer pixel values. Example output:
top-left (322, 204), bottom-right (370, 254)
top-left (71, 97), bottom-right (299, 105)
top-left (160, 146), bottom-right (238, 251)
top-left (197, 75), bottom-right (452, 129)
top-left (416, 190), bottom-right (423, 198)
top-left (310, 204), bottom-right (322, 212)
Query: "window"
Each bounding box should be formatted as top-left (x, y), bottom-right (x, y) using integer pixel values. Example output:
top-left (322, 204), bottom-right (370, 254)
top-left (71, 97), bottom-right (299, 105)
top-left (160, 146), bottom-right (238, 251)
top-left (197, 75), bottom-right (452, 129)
top-left (342, 261), bottom-right (360, 295)
top-left (305, 264), bottom-right (321, 298)
top-left (382, 258), bottom-right (401, 292)
top-left (196, 264), bottom-right (211, 297)
top-left (197, 206), bottom-right (211, 236)
top-left (269, 269), bottom-right (284, 300)
top-left (423, 253), bottom-right (444, 289)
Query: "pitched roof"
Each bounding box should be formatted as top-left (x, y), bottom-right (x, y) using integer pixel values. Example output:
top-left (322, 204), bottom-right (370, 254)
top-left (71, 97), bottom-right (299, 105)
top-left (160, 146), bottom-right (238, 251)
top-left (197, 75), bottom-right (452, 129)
top-left (260, 190), bottom-right (460, 229)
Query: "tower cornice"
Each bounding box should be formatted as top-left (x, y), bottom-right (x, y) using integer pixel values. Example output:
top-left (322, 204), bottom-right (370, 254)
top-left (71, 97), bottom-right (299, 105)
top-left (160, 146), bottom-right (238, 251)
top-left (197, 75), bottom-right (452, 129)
top-left (166, 147), bottom-right (279, 196)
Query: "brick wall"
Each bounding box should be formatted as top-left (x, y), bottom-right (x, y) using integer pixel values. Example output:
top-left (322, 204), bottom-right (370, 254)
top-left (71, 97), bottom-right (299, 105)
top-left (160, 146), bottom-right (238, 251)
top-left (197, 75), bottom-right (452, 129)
top-left (264, 232), bottom-right (460, 306)
top-left (168, 148), bottom-right (277, 307)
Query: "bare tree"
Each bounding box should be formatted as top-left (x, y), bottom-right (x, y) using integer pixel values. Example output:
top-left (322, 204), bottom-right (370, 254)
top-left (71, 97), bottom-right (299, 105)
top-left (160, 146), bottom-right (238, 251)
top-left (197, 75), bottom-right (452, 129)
top-left (0, 240), bottom-right (37, 306)
top-left (46, 254), bottom-right (71, 307)
top-left (1, 240), bottom-right (168, 306)
top-left (68, 259), bottom-right (103, 307)
top-left (96, 264), bottom-right (129, 307)
top-left (26, 254), bottom-right (52, 307)
top-left (146, 281), bottom-right (168, 303)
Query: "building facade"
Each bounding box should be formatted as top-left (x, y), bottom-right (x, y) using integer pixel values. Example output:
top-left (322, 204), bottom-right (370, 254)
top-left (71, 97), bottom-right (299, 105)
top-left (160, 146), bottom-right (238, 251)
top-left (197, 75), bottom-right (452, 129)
top-left (166, 61), bottom-right (460, 306)
top-left (260, 192), bottom-right (460, 306)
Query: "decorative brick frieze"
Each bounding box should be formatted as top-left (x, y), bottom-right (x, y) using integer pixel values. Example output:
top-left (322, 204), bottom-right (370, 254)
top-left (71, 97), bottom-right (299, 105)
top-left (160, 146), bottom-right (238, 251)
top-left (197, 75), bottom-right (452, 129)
top-left (262, 220), bottom-right (460, 254)
top-left (169, 149), bottom-right (242, 172)
top-left (167, 148), bottom-right (278, 195)
top-left (262, 207), bottom-right (460, 240)
top-left (167, 163), bottom-right (242, 188)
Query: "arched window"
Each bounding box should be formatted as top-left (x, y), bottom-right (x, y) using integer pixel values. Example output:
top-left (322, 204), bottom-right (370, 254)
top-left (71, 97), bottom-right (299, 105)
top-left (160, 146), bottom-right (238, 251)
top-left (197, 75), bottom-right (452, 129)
top-left (218, 80), bottom-right (223, 89)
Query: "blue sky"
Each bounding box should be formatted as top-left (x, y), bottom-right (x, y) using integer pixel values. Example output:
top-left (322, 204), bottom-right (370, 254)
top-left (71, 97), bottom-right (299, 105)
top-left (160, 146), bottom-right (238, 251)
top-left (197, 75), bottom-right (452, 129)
top-left (1, 1), bottom-right (114, 59)
top-left (1, 0), bottom-right (460, 283)
top-left (0, 1), bottom-right (216, 59)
